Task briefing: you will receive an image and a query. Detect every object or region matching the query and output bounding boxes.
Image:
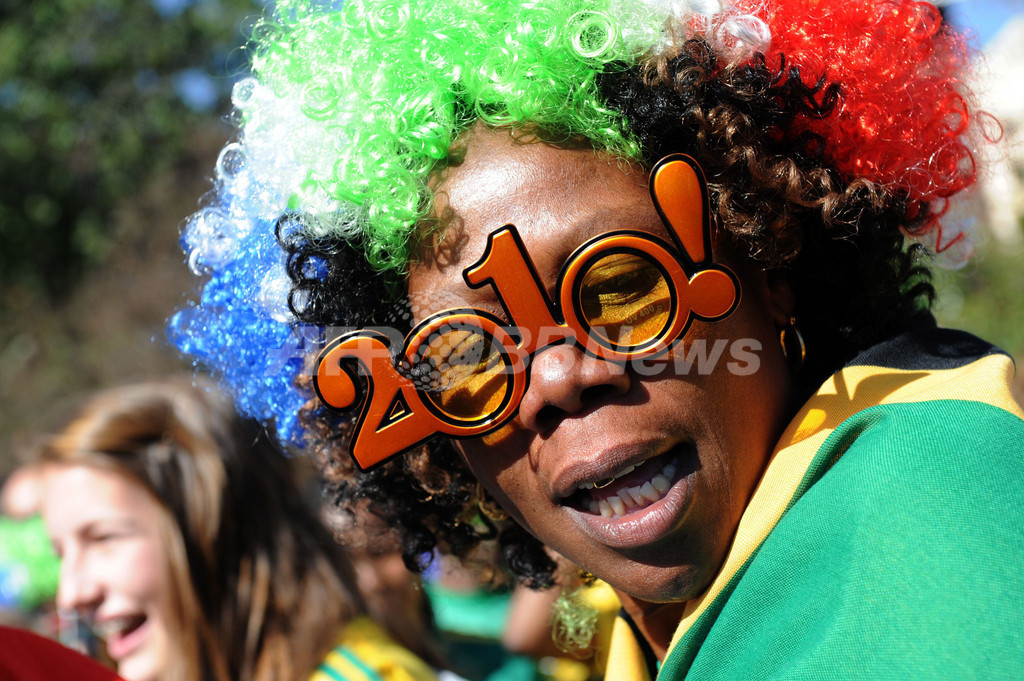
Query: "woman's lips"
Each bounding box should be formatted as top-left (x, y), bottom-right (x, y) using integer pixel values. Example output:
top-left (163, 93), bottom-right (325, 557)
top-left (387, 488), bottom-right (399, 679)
top-left (566, 443), bottom-right (697, 549)
top-left (98, 615), bottom-right (149, 661)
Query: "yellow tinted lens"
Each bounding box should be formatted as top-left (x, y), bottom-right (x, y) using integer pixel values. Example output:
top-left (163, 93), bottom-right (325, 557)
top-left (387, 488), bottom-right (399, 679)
top-left (580, 252), bottom-right (671, 347)
top-left (418, 325), bottom-right (510, 420)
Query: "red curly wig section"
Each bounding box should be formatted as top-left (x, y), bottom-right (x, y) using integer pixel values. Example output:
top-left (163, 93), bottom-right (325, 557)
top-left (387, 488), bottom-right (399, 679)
top-left (738, 0), bottom-right (986, 251)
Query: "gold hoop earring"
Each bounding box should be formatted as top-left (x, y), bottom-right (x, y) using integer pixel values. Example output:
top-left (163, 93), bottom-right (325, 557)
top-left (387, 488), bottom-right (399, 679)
top-left (779, 317), bottom-right (806, 371)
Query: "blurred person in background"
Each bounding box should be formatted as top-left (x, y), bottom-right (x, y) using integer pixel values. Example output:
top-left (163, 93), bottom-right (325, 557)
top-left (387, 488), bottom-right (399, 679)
top-left (1, 464), bottom-right (43, 520)
top-left (36, 378), bottom-right (446, 681)
top-left (320, 495), bottom-right (449, 677)
top-left (502, 562), bottom-right (618, 681)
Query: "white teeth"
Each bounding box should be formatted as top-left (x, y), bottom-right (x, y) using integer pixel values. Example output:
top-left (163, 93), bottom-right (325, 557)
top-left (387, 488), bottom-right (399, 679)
top-left (581, 457), bottom-right (684, 518)
top-left (640, 481), bottom-right (660, 503)
top-left (94, 616), bottom-right (142, 640)
top-left (581, 458), bottom-right (680, 493)
top-left (94, 620), bottom-right (122, 638)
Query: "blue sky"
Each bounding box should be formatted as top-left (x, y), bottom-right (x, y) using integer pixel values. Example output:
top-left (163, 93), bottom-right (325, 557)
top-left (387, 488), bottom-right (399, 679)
top-left (944, 0), bottom-right (1024, 46)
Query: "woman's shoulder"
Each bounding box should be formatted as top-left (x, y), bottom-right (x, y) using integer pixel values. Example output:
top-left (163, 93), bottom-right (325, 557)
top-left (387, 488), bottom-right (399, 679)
top-left (670, 384), bottom-right (1024, 678)
top-left (771, 323), bottom-right (1024, 527)
top-left (309, 616), bottom-right (441, 681)
top-left (671, 327), bottom-right (1024, 678)
top-left (792, 324), bottom-right (1023, 447)
top-left (853, 324), bottom-right (1018, 409)
top-left (712, 397), bottom-right (1024, 678)
top-left (791, 324), bottom-right (1024, 548)
top-left (819, 324), bottom-right (1024, 480)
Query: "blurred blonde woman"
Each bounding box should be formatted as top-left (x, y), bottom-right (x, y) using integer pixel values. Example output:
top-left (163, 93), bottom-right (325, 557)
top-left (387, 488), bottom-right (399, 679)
top-left (38, 379), bottom-right (442, 681)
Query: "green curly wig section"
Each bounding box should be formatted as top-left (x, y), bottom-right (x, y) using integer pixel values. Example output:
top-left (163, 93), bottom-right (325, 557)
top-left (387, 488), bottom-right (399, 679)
top-left (249, 0), bottom-right (651, 272)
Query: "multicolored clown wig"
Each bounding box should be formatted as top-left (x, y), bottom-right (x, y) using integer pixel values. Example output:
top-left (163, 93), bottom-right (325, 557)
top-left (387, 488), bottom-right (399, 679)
top-left (170, 0), bottom-right (989, 575)
top-left (171, 0), bottom-right (983, 439)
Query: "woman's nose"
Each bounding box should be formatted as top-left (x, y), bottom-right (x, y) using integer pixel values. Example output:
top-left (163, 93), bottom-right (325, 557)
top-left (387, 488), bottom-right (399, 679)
top-left (516, 343), bottom-right (632, 434)
top-left (56, 550), bottom-right (102, 613)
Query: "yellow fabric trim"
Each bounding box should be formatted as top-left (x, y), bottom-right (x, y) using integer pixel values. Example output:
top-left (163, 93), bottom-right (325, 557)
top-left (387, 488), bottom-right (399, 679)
top-left (311, 648), bottom-right (376, 681)
top-left (582, 580), bottom-right (620, 677)
top-left (310, 617), bottom-right (439, 681)
top-left (666, 354), bottom-right (1023, 654)
top-left (605, 616), bottom-right (653, 681)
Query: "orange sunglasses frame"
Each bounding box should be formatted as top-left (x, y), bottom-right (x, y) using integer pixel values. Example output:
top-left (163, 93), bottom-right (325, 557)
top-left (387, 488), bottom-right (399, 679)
top-left (314, 154), bottom-right (740, 470)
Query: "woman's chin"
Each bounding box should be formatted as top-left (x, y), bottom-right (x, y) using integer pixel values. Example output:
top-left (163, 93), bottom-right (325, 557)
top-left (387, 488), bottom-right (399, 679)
top-left (106, 618), bottom-right (167, 681)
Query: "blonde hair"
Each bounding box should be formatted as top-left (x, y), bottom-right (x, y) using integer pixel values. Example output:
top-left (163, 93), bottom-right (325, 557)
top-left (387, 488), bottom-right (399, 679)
top-left (40, 378), bottom-right (364, 681)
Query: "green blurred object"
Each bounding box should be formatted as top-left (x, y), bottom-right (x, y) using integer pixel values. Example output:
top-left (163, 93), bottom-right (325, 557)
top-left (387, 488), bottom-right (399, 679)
top-left (0, 515), bottom-right (60, 611)
top-left (933, 231), bottom-right (1024, 363)
top-left (424, 582), bottom-right (513, 640)
top-left (424, 582), bottom-right (541, 681)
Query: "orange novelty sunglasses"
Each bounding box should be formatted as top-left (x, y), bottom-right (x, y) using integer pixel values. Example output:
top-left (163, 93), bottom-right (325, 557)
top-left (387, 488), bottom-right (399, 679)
top-left (314, 154), bottom-right (740, 470)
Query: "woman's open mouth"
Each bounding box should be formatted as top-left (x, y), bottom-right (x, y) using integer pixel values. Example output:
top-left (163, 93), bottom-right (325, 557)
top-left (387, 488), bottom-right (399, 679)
top-left (562, 442), bottom-right (697, 548)
top-left (94, 614), bottom-right (149, 660)
top-left (578, 457), bottom-right (679, 518)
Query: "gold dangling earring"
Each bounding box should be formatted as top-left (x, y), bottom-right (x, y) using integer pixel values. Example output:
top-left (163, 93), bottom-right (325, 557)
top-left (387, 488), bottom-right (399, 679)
top-left (779, 316), bottom-right (806, 372)
top-left (474, 482), bottom-right (509, 522)
top-left (455, 482), bottom-right (509, 527)
top-left (552, 585), bottom-right (600, 653)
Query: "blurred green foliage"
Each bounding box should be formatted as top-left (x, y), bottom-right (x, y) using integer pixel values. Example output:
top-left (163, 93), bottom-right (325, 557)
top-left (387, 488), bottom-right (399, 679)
top-left (0, 0), bottom-right (258, 307)
top-left (933, 228), bottom-right (1024, 358)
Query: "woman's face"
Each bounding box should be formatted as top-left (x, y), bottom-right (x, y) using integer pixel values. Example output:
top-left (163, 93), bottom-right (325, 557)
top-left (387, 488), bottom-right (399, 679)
top-left (408, 127), bottom-right (794, 602)
top-left (42, 464), bottom-right (173, 681)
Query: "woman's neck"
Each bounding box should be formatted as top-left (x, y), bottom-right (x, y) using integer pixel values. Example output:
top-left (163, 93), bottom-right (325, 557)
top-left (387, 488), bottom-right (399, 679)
top-left (615, 591), bottom-right (689, 660)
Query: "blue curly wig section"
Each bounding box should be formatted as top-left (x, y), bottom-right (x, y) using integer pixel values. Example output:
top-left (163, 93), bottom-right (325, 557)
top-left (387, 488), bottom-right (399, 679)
top-left (168, 206), bottom-right (320, 446)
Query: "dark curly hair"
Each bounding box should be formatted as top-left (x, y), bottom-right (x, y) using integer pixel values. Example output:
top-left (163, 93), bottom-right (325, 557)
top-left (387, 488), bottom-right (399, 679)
top-left (283, 40), bottom-right (935, 588)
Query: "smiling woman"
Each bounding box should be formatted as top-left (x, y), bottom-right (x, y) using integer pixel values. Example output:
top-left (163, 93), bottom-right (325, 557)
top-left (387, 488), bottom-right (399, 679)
top-left (42, 465), bottom-right (173, 681)
top-left (170, 0), bottom-right (1024, 678)
top-left (36, 380), bottom-right (443, 681)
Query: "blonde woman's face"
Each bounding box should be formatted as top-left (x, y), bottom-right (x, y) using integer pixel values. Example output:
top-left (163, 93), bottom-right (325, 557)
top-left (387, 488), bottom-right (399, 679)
top-left (42, 464), bottom-right (173, 681)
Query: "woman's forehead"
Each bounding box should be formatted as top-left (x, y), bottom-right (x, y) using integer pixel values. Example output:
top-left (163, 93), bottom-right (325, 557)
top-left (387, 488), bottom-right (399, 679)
top-left (420, 127), bottom-right (654, 261)
top-left (436, 125), bottom-right (646, 197)
top-left (42, 465), bottom-right (148, 532)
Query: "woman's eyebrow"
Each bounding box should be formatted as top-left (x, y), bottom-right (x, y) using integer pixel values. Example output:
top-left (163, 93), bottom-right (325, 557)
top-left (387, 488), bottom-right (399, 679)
top-left (80, 516), bottom-right (140, 536)
top-left (544, 203), bottom-right (660, 273)
top-left (452, 288), bottom-right (513, 323)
